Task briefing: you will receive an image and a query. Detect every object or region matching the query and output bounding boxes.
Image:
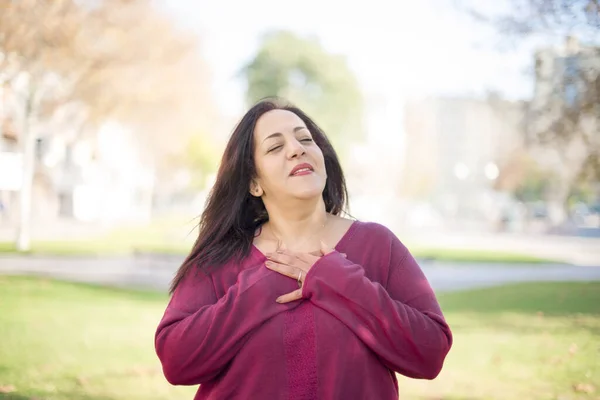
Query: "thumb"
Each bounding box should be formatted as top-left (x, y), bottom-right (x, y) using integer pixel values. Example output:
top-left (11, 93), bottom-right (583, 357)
top-left (320, 240), bottom-right (335, 256)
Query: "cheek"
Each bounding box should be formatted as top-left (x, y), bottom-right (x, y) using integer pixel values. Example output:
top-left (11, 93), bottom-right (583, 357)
top-left (255, 157), bottom-right (278, 185)
top-left (313, 149), bottom-right (326, 170)
top-left (253, 157), bottom-right (266, 183)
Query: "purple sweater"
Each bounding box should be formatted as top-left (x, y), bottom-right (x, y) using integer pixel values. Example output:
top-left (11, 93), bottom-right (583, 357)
top-left (155, 221), bottom-right (452, 399)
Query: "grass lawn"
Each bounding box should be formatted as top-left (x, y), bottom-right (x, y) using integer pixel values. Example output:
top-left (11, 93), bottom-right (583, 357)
top-left (1, 277), bottom-right (598, 400)
top-left (407, 247), bottom-right (556, 264)
top-left (398, 282), bottom-right (600, 400)
top-left (0, 276), bottom-right (196, 400)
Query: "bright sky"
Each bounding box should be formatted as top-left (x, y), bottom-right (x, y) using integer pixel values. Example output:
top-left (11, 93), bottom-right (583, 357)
top-left (161, 0), bottom-right (535, 119)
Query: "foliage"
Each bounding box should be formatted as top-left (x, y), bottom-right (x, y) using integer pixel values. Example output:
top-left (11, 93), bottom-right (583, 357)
top-left (242, 30), bottom-right (364, 156)
top-left (0, 0), bottom-right (215, 249)
top-left (462, 0), bottom-right (600, 220)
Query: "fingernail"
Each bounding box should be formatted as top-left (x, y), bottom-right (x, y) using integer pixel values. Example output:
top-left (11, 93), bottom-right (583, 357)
top-left (276, 297), bottom-right (282, 303)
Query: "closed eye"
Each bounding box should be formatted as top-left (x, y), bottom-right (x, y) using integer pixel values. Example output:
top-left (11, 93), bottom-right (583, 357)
top-left (267, 138), bottom-right (312, 153)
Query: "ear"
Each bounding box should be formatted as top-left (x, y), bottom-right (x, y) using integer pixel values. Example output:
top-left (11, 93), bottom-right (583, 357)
top-left (249, 181), bottom-right (264, 197)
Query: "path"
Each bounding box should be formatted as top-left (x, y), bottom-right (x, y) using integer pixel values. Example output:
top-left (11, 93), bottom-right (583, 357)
top-left (1, 255), bottom-right (599, 293)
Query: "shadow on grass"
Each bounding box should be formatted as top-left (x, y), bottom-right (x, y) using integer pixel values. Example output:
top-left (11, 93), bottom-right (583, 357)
top-left (0, 394), bottom-right (116, 400)
top-left (419, 397), bottom-right (484, 400)
top-left (0, 369), bottom-right (164, 400)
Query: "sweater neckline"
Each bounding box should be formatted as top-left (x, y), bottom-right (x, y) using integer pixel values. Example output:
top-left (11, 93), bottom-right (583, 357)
top-left (250, 219), bottom-right (360, 261)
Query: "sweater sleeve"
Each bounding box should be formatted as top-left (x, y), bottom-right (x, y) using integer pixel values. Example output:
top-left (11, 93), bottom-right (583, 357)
top-left (301, 234), bottom-right (452, 379)
top-left (155, 263), bottom-right (299, 386)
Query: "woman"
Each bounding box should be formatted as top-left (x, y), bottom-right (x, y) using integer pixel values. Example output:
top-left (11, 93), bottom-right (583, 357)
top-left (155, 98), bottom-right (452, 399)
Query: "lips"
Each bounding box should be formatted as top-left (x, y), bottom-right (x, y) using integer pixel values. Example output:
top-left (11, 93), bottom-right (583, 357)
top-left (290, 163), bottom-right (314, 176)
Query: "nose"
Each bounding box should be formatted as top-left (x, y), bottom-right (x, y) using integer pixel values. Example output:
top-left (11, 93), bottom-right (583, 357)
top-left (287, 138), bottom-right (306, 159)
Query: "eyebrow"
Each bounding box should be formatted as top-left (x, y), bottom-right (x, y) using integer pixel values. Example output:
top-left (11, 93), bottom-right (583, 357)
top-left (262, 126), bottom-right (308, 143)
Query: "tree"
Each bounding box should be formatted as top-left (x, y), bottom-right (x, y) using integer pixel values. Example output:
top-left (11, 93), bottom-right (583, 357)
top-left (0, 0), bottom-right (213, 250)
top-left (462, 0), bottom-right (600, 225)
top-left (466, 1), bottom-right (599, 42)
top-left (241, 30), bottom-right (364, 156)
top-left (496, 150), bottom-right (556, 201)
top-left (180, 133), bottom-right (221, 190)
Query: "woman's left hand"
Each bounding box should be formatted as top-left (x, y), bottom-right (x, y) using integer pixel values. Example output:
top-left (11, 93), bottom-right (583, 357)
top-left (265, 241), bottom-right (341, 303)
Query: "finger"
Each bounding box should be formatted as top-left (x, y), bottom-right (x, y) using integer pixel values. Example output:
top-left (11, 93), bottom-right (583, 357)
top-left (267, 249), bottom-right (317, 268)
top-left (276, 289), bottom-right (303, 303)
top-left (265, 260), bottom-right (302, 280)
top-left (265, 251), bottom-right (297, 266)
top-left (287, 249), bottom-right (319, 265)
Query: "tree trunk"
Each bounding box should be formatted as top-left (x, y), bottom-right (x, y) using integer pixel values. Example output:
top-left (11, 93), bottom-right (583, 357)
top-left (546, 175), bottom-right (574, 230)
top-left (16, 91), bottom-right (36, 252)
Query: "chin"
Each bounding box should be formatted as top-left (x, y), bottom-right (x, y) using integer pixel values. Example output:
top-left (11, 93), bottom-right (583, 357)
top-left (290, 184), bottom-right (326, 200)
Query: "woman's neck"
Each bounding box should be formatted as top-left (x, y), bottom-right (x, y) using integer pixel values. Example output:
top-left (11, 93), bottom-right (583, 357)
top-left (263, 199), bottom-right (329, 249)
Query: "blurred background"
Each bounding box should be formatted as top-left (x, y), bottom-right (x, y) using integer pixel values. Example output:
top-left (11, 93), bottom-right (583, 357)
top-left (0, 0), bottom-right (599, 399)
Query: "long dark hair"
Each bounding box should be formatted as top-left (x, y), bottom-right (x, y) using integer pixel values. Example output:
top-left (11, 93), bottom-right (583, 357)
top-left (170, 98), bottom-right (349, 293)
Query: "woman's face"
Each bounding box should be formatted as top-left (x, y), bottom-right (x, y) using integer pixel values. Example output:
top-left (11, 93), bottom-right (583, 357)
top-left (251, 109), bottom-right (327, 202)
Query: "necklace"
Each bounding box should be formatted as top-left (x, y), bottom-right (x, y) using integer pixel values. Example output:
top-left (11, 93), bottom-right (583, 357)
top-left (268, 215), bottom-right (329, 252)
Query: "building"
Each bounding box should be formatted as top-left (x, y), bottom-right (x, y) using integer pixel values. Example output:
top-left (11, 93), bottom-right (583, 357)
top-left (400, 96), bottom-right (527, 230)
top-left (0, 75), bottom-right (22, 220)
top-left (529, 36), bottom-right (600, 225)
top-left (0, 72), bottom-right (155, 225)
top-left (41, 121), bottom-right (155, 223)
top-left (531, 36), bottom-right (599, 133)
